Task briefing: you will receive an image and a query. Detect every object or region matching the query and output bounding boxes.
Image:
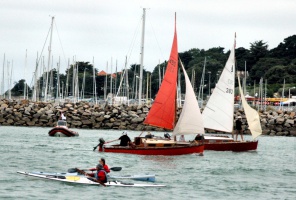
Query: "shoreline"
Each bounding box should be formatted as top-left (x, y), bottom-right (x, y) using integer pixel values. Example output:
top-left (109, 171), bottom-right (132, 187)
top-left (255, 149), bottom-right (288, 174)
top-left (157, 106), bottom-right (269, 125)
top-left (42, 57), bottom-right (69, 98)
top-left (0, 99), bottom-right (295, 137)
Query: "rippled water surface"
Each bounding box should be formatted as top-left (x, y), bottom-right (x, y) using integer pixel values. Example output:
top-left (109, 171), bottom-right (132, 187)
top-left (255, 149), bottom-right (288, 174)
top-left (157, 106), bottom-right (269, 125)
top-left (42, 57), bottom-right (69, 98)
top-left (0, 126), bottom-right (295, 200)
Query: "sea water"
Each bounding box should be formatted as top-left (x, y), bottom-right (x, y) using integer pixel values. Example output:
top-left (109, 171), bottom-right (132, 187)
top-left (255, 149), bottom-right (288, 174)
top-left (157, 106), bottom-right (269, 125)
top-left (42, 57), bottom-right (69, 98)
top-left (0, 126), bottom-right (295, 200)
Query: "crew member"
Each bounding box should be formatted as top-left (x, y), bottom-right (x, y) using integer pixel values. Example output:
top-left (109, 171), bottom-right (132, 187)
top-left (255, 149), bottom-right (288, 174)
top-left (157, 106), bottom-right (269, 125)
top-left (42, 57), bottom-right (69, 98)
top-left (119, 132), bottom-right (132, 146)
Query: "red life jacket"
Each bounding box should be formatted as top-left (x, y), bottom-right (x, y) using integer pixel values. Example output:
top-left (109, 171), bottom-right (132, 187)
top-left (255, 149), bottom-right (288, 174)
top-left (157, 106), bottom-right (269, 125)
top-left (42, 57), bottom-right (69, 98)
top-left (96, 170), bottom-right (107, 183)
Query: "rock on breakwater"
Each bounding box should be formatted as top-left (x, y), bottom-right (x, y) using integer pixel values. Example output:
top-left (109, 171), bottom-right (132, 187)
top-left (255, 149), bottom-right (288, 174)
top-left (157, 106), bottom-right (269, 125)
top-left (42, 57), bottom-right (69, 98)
top-left (0, 99), bottom-right (295, 137)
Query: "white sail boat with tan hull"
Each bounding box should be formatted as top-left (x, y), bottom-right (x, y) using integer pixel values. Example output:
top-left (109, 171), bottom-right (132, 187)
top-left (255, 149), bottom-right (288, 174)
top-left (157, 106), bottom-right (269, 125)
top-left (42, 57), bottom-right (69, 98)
top-left (201, 34), bottom-right (262, 151)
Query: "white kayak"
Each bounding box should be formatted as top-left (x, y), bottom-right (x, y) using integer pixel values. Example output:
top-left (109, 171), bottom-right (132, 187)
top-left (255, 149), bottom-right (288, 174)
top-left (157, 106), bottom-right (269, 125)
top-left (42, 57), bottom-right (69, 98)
top-left (30, 171), bottom-right (155, 182)
top-left (17, 171), bottom-right (164, 187)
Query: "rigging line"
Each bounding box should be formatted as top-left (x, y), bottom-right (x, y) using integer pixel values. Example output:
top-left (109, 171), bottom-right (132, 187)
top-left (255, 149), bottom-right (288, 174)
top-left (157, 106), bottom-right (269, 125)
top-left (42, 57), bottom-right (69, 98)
top-left (35, 26), bottom-right (51, 73)
top-left (148, 19), bottom-right (165, 63)
top-left (54, 21), bottom-right (68, 67)
top-left (125, 17), bottom-right (142, 67)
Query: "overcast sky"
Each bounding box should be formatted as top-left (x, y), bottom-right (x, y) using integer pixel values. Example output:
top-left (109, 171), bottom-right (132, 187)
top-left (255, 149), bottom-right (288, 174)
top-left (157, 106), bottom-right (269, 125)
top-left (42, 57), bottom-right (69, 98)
top-left (0, 0), bottom-right (295, 90)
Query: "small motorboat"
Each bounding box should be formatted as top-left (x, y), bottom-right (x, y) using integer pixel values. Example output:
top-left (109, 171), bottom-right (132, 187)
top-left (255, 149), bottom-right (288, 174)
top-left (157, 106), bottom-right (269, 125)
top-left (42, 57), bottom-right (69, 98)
top-left (48, 120), bottom-right (79, 137)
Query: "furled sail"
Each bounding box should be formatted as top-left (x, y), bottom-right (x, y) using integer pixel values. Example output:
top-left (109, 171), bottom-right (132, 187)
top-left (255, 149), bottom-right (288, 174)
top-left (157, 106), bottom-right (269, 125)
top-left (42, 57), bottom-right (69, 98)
top-left (202, 38), bottom-right (236, 133)
top-left (172, 61), bottom-right (205, 136)
top-left (143, 15), bottom-right (178, 130)
top-left (237, 75), bottom-right (262, 139)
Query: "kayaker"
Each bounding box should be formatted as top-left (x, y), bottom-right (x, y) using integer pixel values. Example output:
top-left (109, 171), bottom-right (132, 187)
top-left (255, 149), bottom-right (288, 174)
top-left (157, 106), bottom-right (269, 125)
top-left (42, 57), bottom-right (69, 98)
top-left (99, 158), bottom-right (110, 173)
top-left (94, 164), bottom-right (107, 183)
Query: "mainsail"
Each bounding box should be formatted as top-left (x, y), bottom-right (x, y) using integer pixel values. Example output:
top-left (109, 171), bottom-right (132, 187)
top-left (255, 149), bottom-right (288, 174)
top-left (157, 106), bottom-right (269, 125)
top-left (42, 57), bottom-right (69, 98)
top-left (172, 61), bottom-right (205, 136)
top-left (143, 15), bottom-right (178, 130)
top-left (202, 39), bottom-right (236, 133)
top-left (237, 75), bottom-right (262, 139)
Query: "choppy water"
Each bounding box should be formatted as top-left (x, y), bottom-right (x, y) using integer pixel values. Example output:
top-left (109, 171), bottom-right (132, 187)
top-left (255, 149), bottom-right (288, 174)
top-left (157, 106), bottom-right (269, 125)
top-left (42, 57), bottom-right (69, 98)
top-left (0, 126), bottom-right (295, 200)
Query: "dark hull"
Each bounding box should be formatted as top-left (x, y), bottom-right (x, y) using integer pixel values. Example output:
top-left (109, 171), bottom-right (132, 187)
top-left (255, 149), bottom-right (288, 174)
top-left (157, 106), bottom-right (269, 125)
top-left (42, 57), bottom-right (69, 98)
top-left (100, 144), bottom-right (204, 155)
top-left (48, 127), bottom-right (79, 137)
top-left (204, 141), bottom-right (258, 151)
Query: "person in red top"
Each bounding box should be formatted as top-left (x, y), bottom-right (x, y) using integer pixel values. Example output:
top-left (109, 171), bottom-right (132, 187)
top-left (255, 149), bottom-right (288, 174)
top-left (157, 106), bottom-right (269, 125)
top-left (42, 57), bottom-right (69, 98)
top-left (94, 164), bottom-right (107, 183)
top-left (89, 157), bottom-right (110, 175)
top-left (99, 158), bottom-right (110, 173)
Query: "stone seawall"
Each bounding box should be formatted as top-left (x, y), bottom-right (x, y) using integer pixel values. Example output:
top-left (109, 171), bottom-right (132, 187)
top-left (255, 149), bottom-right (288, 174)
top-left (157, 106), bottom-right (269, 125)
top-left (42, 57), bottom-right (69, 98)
top-left (0, 99), bottom-right (295, 136)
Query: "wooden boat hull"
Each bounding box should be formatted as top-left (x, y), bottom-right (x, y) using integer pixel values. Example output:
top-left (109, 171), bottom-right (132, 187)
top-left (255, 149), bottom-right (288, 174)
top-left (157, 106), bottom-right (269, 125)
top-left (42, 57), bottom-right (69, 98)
top-left (48, 127), bottom-right (79, 137)
top-left (204, 140), bottom-right (258, 151)
top-left (100, 144), bottom-right (204, 155)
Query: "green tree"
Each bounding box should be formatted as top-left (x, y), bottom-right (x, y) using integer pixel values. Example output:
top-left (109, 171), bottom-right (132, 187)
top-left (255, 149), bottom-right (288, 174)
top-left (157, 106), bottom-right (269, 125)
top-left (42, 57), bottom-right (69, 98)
top-left (249, 40), bottom-right (269, 67)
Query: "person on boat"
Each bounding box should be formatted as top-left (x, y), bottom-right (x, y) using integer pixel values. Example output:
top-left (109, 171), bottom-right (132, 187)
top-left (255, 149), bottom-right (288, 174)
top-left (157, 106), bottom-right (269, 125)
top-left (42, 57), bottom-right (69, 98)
top-left (164, 133), bottom-right (171, 140)
top-left (93, 164), bottom-right (107, 183)
top-left (145, 132), bottom-right (153, 138)
top-left (179, 135), bottom-right (185, 142)
top-left (99, 158), bottom-right (110, 173)
top-left (235, 116), bottom-right (244, 141)
top-left (59, 111), bottom-right (66, 121)
top-left (195, 134), bottom-right (204, 144)
top-left (119, 132), bottom-right (132, 146)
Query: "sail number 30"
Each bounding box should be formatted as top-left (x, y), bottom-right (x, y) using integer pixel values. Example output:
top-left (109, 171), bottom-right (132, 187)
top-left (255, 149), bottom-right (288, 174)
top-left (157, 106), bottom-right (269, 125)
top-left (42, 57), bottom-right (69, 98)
top-left (226, 88), bottom-right (233, 94)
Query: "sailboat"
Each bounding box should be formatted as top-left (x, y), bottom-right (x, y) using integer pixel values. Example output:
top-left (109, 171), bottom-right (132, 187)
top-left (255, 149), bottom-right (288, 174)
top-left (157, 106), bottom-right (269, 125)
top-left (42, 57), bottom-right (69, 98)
top-left (99, 13), bottom-right (204, 155)
top-left (201, 34), bottom-right (262, 151)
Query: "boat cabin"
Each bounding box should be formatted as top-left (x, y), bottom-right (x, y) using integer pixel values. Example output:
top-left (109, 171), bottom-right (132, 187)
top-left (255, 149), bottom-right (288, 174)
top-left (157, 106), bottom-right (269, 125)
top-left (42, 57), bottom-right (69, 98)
top-left (57, 120), bottom-right (67, 127)
top-left (134, 137), bottom-right (176, 147)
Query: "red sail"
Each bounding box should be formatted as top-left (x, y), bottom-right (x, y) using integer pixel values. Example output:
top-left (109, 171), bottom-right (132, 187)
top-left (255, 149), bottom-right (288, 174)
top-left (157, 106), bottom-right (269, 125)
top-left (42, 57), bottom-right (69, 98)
top-left (143, 18), bottom-right (178, 130)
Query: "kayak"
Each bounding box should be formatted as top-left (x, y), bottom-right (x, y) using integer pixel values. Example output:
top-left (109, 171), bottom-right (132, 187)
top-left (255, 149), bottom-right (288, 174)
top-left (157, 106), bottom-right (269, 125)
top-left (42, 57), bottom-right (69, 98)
top-left (30, 171), bottom-right (156, 182)
top-left (17, 171), bottom-right (164, 187)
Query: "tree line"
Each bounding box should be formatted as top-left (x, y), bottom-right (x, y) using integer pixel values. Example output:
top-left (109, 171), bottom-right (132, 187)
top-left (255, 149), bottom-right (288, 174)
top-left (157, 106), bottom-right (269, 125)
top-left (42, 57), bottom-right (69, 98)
top-left (8, 34), bottom-right (296, 100)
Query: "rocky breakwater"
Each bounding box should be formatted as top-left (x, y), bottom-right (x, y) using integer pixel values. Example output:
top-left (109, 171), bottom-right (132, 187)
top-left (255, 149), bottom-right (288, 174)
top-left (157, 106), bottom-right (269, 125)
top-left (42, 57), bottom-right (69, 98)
top-left (0, 99), bottom-right (295, 136)
top-left (0, 99), bottom-right (164, 131)
top-left (234, 108), bottom-right (296, 137)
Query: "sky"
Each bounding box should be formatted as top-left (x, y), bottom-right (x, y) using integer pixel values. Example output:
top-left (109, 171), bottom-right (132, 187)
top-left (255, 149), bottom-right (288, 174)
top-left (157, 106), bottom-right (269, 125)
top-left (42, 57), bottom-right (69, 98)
top-left (0, 0), bottom-right (295, 91)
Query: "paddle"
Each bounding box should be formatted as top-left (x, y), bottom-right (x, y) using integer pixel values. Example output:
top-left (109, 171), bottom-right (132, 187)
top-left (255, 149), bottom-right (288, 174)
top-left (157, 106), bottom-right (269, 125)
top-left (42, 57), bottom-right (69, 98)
top-left (68, 167), bottom-right (122, 173)
top-left (93, 139), bottom-right (120, 151)
top-left (75, 168), bottom-right (106, 187)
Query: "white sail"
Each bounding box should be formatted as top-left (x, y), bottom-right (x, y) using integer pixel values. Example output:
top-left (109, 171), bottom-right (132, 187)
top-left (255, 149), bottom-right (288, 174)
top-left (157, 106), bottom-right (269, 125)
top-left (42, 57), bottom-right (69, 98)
top-left (237, 75), bottom-right (262, 139)
top-left (173, 61), bottom-right (205, 136)
top-left (202, 43), bottom-right (235, 133)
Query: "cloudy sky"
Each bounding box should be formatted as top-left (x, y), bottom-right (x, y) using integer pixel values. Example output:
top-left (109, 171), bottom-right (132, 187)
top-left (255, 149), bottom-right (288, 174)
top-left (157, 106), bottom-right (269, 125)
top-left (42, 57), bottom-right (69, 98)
top-left (0, 0), bottom-right (295, 90)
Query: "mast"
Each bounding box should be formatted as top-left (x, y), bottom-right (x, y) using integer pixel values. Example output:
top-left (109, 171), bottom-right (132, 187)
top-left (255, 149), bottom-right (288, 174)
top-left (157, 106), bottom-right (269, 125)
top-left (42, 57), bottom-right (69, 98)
top-left (104, 61), bottom-right (108, 100)
top-left (56, 57), bottom-right (60, 100)
top-left (115, 60), bottom-right (117, 98)
top-left (158, 60), bottom-right (161, 89)
top-left (65, 58), bottom-right (70, 98)
top-left (124, 56), bottom-right (129, 104)
top-left (198, 57), bottom-right (206, 107)
top-left (24, 50), bottom-right (27, 99)
top-left (9, 60), bottom-right (13, 99)
top-left (72, 57), bottom-right (75, 98)
top-left (110, 57), bottom-right (113, 97)
top-left (146, 73), bottom-right (149, 102)
top-left (44, 16), bottom-right (54, 102)
top-left (92, 57), bottom-right (97, 104)
top-left (138, 8), bottom-right (146, 105)
top-left (2, 54), bottom-right (5, 98)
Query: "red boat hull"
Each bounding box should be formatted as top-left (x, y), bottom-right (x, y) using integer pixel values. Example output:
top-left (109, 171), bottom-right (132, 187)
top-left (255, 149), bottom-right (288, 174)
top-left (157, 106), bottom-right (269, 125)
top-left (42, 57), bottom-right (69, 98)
top-left (48, 127), bottom-right (79, 137)
top-left (204, 141), bottom-right (258, 151)
top-left (100, 144), bottom-right (204, 155)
